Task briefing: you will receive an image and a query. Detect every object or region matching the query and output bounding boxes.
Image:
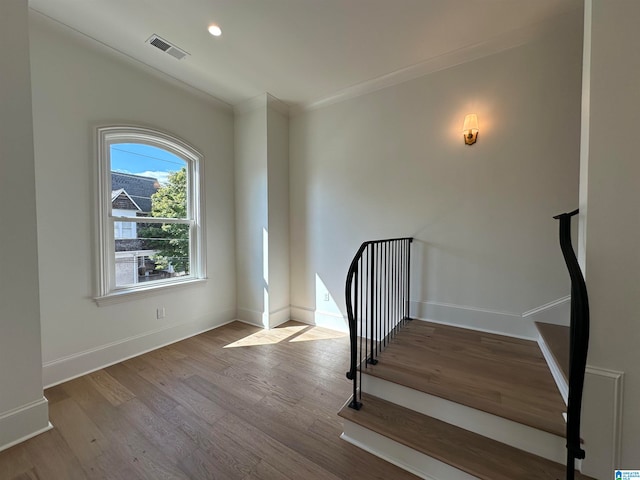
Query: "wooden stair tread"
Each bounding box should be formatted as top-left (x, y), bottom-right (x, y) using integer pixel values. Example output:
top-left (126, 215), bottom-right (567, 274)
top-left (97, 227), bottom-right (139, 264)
top-left (363, 320), bottom-right (567, 437)
top-left (339, 393), bottom-right (595, 480)
top-left (535, 322), bottom-right (570, 383)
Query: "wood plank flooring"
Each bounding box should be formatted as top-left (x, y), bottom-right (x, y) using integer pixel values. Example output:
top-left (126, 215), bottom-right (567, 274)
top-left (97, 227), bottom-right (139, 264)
top-left (363, 320), bottom-right (567, 437)
top-left (0, 321), bottom-right (418, 480)
top-left (339, 393), bottom-right (595, 480)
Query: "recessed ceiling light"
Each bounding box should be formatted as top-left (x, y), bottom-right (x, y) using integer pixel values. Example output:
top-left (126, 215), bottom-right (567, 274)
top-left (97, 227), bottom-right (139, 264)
top-left (208, 24), bottom-right (222, 37)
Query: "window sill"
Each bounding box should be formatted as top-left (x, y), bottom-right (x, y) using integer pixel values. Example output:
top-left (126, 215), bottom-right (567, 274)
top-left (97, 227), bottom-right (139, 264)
top-left (94, 278), bottom-right (207, 307)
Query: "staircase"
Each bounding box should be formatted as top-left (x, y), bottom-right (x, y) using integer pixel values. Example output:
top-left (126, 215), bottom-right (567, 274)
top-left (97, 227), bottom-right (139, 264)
top-left (340, 222), bottom-right (592, 480)
top-left (339, 320), bottom-right (593, 479)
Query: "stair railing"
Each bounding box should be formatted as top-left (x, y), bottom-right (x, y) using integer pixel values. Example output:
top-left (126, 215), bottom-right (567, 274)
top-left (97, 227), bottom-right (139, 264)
top-left (553, 209), bottom-right (589, 480)
top-left (345, 237), bottom-right (413, 410)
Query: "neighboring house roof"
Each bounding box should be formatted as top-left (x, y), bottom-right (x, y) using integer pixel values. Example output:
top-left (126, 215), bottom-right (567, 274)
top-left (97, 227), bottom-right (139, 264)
top-left (111, 172), bottom-right (160, 213)
top-left (111, 188), bottom-right (142, 211)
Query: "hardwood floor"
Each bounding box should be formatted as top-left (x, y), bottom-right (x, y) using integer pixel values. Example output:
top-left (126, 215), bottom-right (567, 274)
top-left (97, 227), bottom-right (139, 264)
top-left (364, 320), bottom-right (567, 437)
top-left (0, 321), bottom-right (419, 480)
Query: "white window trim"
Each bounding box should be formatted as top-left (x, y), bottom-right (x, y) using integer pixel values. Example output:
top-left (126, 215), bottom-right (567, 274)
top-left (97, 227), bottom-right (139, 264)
top-left (94, 125), bottom-right (207, 305)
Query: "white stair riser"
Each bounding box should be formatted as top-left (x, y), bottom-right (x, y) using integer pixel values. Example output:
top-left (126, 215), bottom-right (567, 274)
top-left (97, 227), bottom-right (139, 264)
top-left (342, 420), bottom-right (480, 480)
top-left (361, 373), bottom-right (566, 464)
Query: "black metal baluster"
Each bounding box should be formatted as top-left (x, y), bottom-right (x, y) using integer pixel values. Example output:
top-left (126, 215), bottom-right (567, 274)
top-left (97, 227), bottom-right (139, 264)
top-left (345, 238), bottom-right (412, 410)
top-left (407, 239), bottom-right (412, 321)
top-left (394, 241), bottom-right (398, 335)
top-left (382, 242), bottom-right (389, 347)
top-left (369, 243), bottom-right (378, 365)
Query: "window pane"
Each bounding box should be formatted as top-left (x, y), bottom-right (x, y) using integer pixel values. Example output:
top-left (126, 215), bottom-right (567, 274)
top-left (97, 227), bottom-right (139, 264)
top-left (110, 142), bottom-right (190, 289)
top-left (115, 221), bottom-right (190, 287)
top-left (110, 143), bottom-right (187, 218)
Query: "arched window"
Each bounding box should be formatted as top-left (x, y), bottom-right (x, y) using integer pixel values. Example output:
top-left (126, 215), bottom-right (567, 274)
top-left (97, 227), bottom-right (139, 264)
top-left (95, 126), bottom-right (205, 303)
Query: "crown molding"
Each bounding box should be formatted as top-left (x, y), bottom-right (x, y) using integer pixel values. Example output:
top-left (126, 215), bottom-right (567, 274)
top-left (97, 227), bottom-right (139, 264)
top-left (234, 92), bottom-right (290, 117)
top-left (293, 8), bottom-right (582, 115)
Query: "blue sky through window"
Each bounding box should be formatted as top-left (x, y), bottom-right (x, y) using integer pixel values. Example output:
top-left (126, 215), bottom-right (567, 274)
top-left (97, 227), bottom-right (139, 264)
top-left (111, 143), bottom-right (185, 185)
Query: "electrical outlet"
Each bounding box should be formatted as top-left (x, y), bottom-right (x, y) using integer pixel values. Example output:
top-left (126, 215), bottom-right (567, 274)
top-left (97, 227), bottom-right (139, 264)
top-left (323, 292), bottom-right (330, 301)
top-left (156, 307), bottom-right (166, 319)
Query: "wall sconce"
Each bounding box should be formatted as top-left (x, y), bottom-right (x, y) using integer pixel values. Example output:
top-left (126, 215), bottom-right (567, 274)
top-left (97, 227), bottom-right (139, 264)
top-left (462, 114), bottom-right (479, 145)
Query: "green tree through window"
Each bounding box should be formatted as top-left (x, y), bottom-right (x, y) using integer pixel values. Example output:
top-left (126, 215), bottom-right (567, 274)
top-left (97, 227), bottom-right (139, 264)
top-left (139, 167), bottom-right (190, 273)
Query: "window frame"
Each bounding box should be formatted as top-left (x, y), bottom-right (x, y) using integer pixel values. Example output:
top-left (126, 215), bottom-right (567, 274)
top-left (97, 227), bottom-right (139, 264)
top-left (95, 125), bottom-right (206, 305)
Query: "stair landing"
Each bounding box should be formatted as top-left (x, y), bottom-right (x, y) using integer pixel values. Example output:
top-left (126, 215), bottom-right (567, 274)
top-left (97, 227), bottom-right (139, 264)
top-left (363, 320), bottom-right (567, 437)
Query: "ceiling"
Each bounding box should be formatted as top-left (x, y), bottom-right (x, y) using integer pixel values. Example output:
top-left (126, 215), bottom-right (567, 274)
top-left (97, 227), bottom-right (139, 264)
top-left (29, 0), bottom-right (582, 109)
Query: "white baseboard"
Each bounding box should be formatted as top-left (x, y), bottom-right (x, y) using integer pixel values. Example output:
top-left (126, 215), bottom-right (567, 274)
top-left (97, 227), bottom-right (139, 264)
top-left (341, 420), bottom-right (477, 480)
top-left (289, 297), bottom-right (570, 340)
top-left (236, 307), bottom-right (266, 328)
top-left (269, 305), bottom-right (291, 329)
top-left (42, 309), bottom-right (236, 388)
top-left (410, 300), bottom-right (537, 340)
top-left (237, 305), bottom-right (293, 329)
top-left (290, 305), bottom-right (349, 332)
top-left (0, 397), bottom-right (52, 453)
top-left (522, 296), bottom-right (571, 326)
top-left (289, 305), bottom-right (315, 325)
top-left (362, 373), bottom-right (566, 464)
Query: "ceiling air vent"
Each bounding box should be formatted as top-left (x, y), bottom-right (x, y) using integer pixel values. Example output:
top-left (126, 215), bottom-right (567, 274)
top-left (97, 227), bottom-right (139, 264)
top-left (146, 34), bottom-right (189, 60)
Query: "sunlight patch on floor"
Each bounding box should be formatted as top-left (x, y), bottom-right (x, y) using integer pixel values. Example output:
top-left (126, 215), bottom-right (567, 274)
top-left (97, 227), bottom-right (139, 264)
top-left (224, 325), bottom-right (308, 348)
top-left (289, 327), bottom-right (347, 343)
top-left (224, 324), bottom-right (348, 348)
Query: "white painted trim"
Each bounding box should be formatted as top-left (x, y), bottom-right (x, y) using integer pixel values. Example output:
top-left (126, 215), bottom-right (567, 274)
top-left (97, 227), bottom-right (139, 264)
top-left (233, 318), bottom-right (263, 328)
top-left (294, 8), bottom-right (580, 114)
top-left (341, 421), bottom-right (478, 480)
top-left (0, 397), bottom-right (51, 453)
top-left (289, 304), bottom-right (349, 332)
top-left (411, 300), bottom-right (537, 340)
top-left (269, 305), bottom-right (291, 329)
top-left (362, 374), bottom-right (566, 464)
top-left (311, 310), bottom-right (348, 332)
top-left (289, 304), bottom-right (315, 325)
top-left (582, 365), bottom-right (624, 478)
top-left (580, 366), bottom-right (624, 479)
top-left (234, 93), bottom-right (268, 115)
top-left (266, 93), bottom-right (290, 117)
top-left (0, 422), bottom-right (53, 454)
top-left (294, 296), bottom-right (571, 340)
top-left (95, 277), bottom-right (208, 306)
top-left (42, 309), bottom-right (235, 387)
top-left (236, 307), bottom-right (265, 327)
top-left (233, 92), bottom-right (289, 116)
top-left (536, 332), bottom-right (569, 404)
top-left (523, 296), bottom-right (571, 326)
top-left (95, 125), bottom-right (207, 300)
top-left (523, 296), bottom-right (571, 317)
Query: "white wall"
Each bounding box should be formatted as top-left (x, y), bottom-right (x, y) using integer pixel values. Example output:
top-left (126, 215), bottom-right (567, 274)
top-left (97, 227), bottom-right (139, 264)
top-left (289, 13), bottom-right (583, 335)
top-left (29, 13), bottom-right (237, 386)
top-left (235, 98), bottom-right (269, 326)
top-left (234, 94), bottom-right (290, 328)
top-left (580, 0), bottom-right (640, 474)
top-left (266, 98), bottom-right (291, 327)
top-left (0, 0), bottom-right (50, 451)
